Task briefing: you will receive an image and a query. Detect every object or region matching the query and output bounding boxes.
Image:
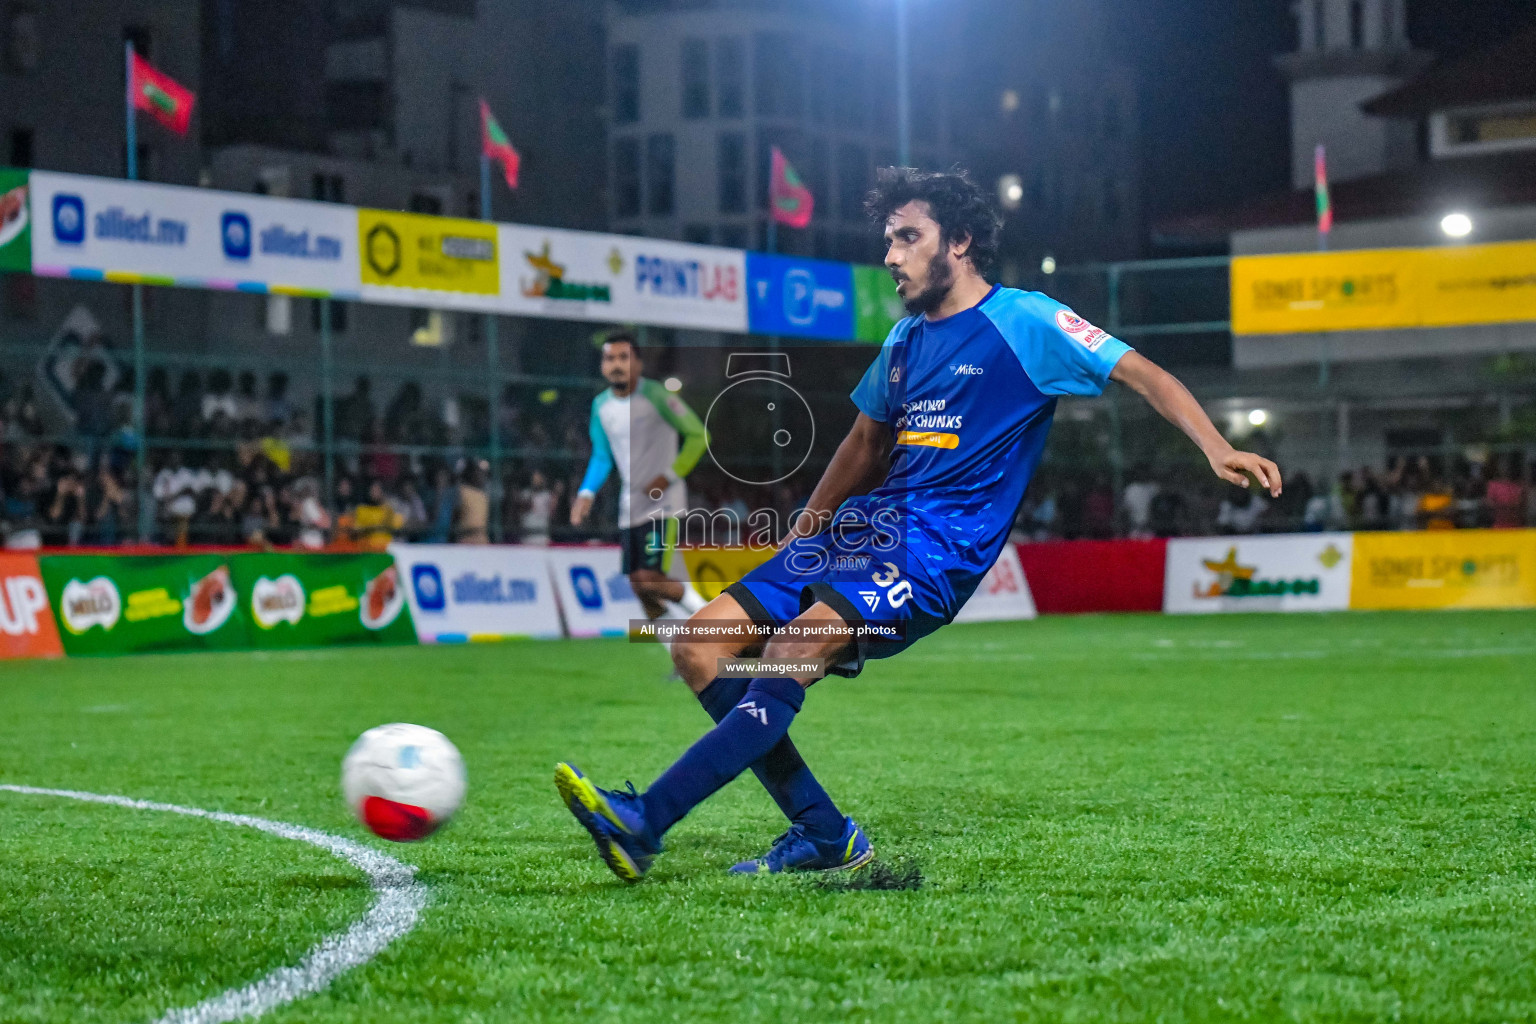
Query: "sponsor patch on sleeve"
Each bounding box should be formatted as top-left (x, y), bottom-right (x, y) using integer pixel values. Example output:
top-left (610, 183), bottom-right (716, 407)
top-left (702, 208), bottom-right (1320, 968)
top-left (1055, 309), bottom-right (1111, 352)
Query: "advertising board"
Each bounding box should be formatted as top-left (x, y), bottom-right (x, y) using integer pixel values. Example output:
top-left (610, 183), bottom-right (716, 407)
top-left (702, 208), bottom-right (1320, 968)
top-left (544, 546), bottom-right (644, 638)
top-left (1164, 534), bottom-right (1353, 614)
top-left (28, 170), bottom-right (358, 296)
top-left (952, 543), bottom-right (1037, 622)
top-left (745, 252), bottom-right (855, 340)
top-left (1350, 529), bottom-right (1536, 610)
top-left (37, 553), bottom-right (245, 655)
top-left (390, 544), bottom-right (563, 642)
top-left (233, 552), bottom-right (415, 648)
top-left (0, 553), bottom-right (62, 659)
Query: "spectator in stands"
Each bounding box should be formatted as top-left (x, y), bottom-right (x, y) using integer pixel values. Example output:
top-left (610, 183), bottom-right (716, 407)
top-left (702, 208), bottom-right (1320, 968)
top-left (1217, 487), bottom-right (1268, 534)
top-left (353, 479), bottom-right (404, 550)
top-left (1121, 466), bottom-right (1158, 539)
top-left (517, 469), bottom-right (558, 545)
top-left (1487, 453), bottom-right (1528, 528)
top-left (341, 375), bottom-right (375, 441)
top-left (1453, 459), bottom-right (1486, 529)
top-left (1084, 476), bottom-right (1114, 539)
top-left (293, 477), bottom-right (331, 549)
top-left (153, 450), bottom-right (198, 545)
top-left (71, 362), bottom-right (114, 455)
top-left (454, 460), bottom-right (490, 544)
top-left (265, 372), bottom-right (293, 428)
top-left (172, 371), bottom-right (203, 437)
top-left (91, 458), bottom-right (128, 545)
top-left (1418, 460), bottom-right (1454, 530)
top-left (364, 420), bottom-right (401, 483)
top-left (424, 465), bottom-right (457, 543)
top-left (45, 462), bottom-right (88, 546)
top-left (332, 475), bottom-right (359, 545)
top-left (233, 371), bottom-right (262, 428)
top-left (202, 369), bottom-right (238, 425)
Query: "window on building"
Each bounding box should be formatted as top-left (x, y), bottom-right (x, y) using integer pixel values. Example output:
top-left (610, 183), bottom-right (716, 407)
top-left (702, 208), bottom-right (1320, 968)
top-left (409, 192), bottom-right (443, 215)
top-left (718, 131), bottom-right (747, 213)
top-left (829, 50), bottom-right (867, 130)
top-left (646, 133), bottom-right (675, 216)
top-left (8, 127), bottom-right (33, 167)
top-left (753, 33), bottom-right (803, 118)
top-left (716, 37), bottom-right (745, 118)
top-left (836, 143), bottom-right (867, 222)
top-left (718, 224), bottom-right (748, 249)
top-left (1103, 95), bottom-right (1121, 141)
top-left (312, 173), bottom-right (345, 203)
top-left (613, 137), bottom-right (641, 217)
top-left (682, 224), bottom-right (711, 245)
top-left (6, 4), bottom-right (39, 74)
top-left (1102, 178), bottom-right (1121, 223)
top-left (681, 38), bottom-right (709, 118)
top-left (612, 44), bottom-right (640, 124)
top-left (1349, 0), bottom-right (1364, 48)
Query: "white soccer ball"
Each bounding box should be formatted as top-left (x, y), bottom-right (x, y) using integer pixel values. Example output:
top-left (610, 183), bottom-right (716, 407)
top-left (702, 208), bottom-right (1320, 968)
top-left (342, 723), bottom-right (466, 842)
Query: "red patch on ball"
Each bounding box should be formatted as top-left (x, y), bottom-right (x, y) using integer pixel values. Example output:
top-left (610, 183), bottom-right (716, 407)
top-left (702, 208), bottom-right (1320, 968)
top-left (361, 796), bottom-right (439, 841)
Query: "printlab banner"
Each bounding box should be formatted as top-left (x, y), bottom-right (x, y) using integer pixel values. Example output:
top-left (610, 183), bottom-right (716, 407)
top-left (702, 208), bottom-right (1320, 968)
top-left (390, 543), bottom-right (563, 642)
top-left (1350, 529), bottom-right (1536, 610)
top-left (1164, 533), bottom-right (1354, 614)
top-left (498, 224), bottom-right (748, 333)
top-left (37, 553), bottom-right (245, 656)
top-left (28, 170), bottom-right (359, 296)
top-left (1231, 241), bottom-right (1536, 336)
top-left (544, 546), bottom-right (644, 638)
top-left (232, 552), bottom-right (415, 648)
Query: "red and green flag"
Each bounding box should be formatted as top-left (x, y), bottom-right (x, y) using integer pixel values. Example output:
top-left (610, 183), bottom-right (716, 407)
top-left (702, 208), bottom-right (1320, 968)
top-left (480, 99), bottom-right (520, 190)
top-left (1314, 144), bottom-right (1333, 235)
top-left (129, 51), bottom-right (194, 137)
top-left (769, 146), bottom-right (813, 228)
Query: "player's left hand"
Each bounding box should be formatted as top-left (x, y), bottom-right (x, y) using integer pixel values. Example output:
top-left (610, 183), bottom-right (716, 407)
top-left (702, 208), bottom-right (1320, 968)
top-left (644, 474), bottom-right (670, 499)
top-left (1210, 449), bottom-right (1282, 496)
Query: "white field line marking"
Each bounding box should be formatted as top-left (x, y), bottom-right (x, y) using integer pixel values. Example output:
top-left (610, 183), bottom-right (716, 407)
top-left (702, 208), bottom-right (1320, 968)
top-left (0, 784), bottom-right (427, 1024)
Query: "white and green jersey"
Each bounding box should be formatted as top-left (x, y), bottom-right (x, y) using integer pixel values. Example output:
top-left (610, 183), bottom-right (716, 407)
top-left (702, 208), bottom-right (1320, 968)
top-left (578, 378), bottom-right (708, 529)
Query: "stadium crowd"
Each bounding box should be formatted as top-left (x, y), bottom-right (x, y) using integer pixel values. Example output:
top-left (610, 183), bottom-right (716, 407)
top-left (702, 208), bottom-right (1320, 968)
top-left (1, 366), bottom-right (1533, 548)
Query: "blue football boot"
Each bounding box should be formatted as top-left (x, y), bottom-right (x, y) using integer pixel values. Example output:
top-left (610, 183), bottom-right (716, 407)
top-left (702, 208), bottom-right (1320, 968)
top-left (554, 762), bottom-right (660, 883)
top-left (729, 817), bottom-right (874, 875)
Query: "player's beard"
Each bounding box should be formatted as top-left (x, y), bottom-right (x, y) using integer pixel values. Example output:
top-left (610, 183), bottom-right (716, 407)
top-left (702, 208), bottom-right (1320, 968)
top-left (898, 251), bottom-right (955, 315)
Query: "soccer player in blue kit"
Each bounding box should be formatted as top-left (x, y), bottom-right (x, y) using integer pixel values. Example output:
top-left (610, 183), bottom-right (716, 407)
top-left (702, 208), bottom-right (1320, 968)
top-left (556, 167), bottom-right (1282, 882)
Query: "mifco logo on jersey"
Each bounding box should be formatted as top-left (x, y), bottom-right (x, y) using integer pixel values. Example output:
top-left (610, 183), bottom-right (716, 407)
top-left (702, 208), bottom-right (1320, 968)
top-left (949, 363), bottom-right (983, 376)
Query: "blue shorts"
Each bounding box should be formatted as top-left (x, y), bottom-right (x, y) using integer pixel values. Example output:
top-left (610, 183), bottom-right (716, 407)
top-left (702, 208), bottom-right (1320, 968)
top-left (725, 523), bottom-right (952, 678)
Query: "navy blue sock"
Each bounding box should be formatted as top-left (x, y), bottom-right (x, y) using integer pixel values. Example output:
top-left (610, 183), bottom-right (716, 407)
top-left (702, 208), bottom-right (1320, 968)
top-left (696, 677), bottom-right (844, 841)
top-left (643, 677), bottom-right (805, 838)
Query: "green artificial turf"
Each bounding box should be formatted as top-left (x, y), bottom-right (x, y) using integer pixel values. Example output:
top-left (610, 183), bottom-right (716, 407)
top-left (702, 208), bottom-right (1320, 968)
top-left (3, 610), bottom-right (1536, 1022)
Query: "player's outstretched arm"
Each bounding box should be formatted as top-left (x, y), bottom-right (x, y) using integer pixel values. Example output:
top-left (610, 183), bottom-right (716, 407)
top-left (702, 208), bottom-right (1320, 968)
top-left (1110, 351), bottom-right (1282, 496)
top-left (786, 413), bottom-right (893, 540)
top-left (572, 399), bottom-right (615, 525)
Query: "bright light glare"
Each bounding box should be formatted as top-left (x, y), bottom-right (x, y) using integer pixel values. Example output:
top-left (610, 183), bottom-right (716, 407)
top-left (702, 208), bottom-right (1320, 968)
top-left (1248, 409), bottom-right (1268, 427)
top-left (1440, 212), bottom-right (1473, 238)
top-left (998, 173), bottom-right (1023, 210)
top-left (1040, 255), bottom-right (1057, 275)
top-left (664, 376), bottom-right (683, 392)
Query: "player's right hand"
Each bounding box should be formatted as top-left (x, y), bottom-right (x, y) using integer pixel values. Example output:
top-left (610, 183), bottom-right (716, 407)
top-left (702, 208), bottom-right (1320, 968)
top-left (570, 494), bottom-right (593, 525)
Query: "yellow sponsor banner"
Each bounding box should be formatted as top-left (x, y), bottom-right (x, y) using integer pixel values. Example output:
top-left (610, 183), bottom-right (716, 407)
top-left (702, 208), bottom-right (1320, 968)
top-left (1350, 529), bottom-right (1536, 610)
top-left (896, 431), bottom-right (960, 449)
top-left (681, 545), bottom-right (776, 602)
top-left (1231, 240), bottom-right (1536, 335)
top-left (357, 209), bottom-right (499, 295)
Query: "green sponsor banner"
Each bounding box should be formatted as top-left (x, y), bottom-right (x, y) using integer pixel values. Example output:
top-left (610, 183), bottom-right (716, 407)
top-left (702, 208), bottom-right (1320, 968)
top-left (39, 554), bottom-right (246, 656)
top-left (0, 167), bottom-right (32, 274)
top-left (231, 552), bottom-right (414, 648)
top-left (853, 263), bottom-right (905, 343)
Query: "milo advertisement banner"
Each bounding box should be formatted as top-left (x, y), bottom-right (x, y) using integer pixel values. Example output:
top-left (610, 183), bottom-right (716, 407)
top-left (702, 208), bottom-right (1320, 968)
top-left (231, 553), bottom-right (414, 648)
top-left (0, 167), bottom-right (31, 273)
top-left (38, 554), bottom-right (243, 655)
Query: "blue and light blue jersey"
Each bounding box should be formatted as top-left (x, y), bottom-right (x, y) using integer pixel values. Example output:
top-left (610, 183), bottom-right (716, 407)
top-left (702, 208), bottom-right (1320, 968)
top-left (847, 284), bottom-right (1130, 610)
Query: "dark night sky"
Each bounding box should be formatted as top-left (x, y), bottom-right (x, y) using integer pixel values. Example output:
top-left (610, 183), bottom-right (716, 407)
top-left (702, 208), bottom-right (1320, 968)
top-left (1118, 0), bottom-right (1536, 224)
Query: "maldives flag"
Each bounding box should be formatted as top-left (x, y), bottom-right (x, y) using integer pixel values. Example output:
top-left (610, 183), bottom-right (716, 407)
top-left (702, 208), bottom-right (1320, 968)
top-left (769, 146), bottom-right (813, 228)
top-left (129, 52), bottom-right (194, 136)
top-left (480, 99), bottom-right (520, 190)
top-left (1314, 144), bottom-right (1333, 235)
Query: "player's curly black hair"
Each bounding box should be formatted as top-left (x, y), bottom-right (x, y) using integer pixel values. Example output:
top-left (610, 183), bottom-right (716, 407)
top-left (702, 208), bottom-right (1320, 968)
top-left (863, 166), bottom-right (1002, 276)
